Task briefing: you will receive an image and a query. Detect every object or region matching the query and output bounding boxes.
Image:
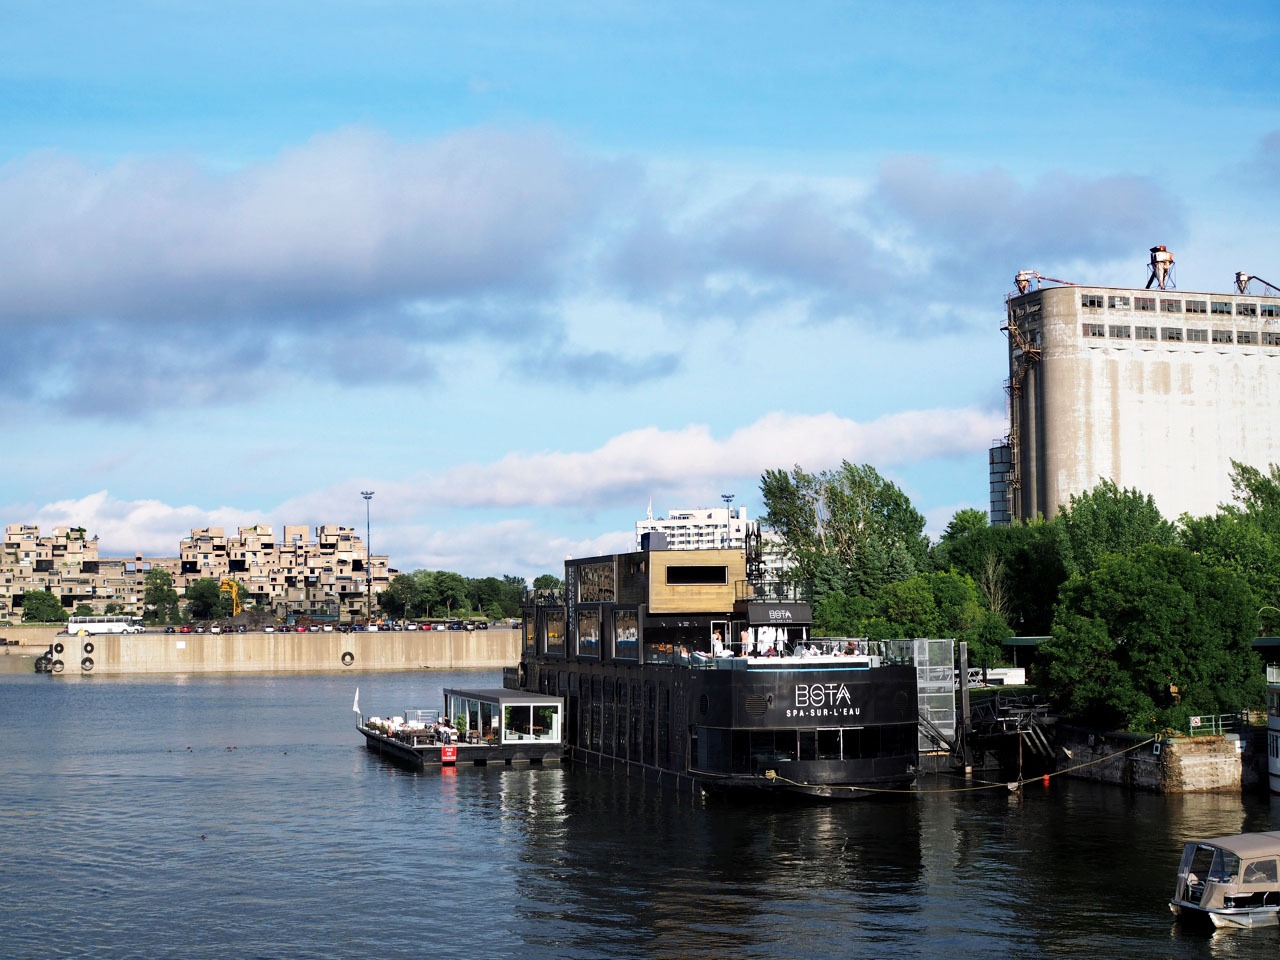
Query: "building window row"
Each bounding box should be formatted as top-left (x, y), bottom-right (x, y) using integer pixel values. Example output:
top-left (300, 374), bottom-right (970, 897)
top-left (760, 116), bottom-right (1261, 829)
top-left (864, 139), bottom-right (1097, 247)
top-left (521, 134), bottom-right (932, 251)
top-left (1088, 324), bottom-right (1279, 348)
top-left (1082, 293), bottom-right (1276, 318)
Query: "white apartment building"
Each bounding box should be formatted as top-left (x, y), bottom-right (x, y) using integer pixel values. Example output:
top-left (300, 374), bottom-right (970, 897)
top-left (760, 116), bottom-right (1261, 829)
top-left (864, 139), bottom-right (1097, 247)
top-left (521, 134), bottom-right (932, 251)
top-left (635, 505), bottom-right (792, 579)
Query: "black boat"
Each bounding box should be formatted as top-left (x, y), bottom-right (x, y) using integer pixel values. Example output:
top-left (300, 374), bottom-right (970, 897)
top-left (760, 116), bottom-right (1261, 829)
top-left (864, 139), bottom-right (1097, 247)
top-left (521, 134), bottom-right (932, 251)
top-left (505, 534), bottom-right (921, 798)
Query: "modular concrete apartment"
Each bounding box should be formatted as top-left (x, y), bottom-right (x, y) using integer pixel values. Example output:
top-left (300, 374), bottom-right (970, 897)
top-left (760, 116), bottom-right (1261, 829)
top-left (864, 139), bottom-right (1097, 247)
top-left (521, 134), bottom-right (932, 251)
top-left (0, 523), bottom-right (391, 623)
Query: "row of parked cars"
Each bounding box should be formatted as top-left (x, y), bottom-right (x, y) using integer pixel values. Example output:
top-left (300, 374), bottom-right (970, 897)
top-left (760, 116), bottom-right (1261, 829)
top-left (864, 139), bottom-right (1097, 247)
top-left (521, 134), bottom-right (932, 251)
top-left (162, 620), bottom-right (499, 634)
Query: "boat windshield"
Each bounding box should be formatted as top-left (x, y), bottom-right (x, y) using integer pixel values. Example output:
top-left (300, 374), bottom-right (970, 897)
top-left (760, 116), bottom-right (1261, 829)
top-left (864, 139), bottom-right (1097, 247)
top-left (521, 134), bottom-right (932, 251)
top-left (1187, 844), bottom-right (1240, 885)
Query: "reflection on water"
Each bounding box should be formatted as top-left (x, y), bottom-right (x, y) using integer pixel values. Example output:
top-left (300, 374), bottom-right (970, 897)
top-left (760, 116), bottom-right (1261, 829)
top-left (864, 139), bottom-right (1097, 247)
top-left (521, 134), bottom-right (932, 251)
top-left (1, 667), bottom-right (1279, 959)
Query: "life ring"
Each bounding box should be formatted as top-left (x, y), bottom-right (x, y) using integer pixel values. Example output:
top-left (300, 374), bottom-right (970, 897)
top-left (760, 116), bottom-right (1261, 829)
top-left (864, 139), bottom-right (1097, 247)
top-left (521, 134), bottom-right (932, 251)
top-left (52, 659), bottom-right (64, 673)
top-left (341, 651), bottom-right (354, 666)
top-left (84, 642), bottom-right (95, 655)
top-left (53, 642), bottom-right (64, 654)
top-left (81, 656), bottom-right (94, 672)
top-left (517, 661), bottom-right (528, 687)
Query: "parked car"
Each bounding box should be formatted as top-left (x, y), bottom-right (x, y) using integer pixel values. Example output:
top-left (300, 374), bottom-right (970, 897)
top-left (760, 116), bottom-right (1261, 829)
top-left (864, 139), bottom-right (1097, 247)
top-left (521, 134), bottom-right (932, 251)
top-left (264, 625), bottom-right (275, 633)
top-left (164, 626), bottom-right (176, 634)
top-left (322, 624), bottom-right (334, 632)
top-left (180, 625), bottom-right (192, 634)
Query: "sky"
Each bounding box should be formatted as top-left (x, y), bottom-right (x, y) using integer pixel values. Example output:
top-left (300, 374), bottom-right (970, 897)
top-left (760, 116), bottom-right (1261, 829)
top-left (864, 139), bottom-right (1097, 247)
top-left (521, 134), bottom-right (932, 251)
top-left (3, 1), bottom-right (1280, 582)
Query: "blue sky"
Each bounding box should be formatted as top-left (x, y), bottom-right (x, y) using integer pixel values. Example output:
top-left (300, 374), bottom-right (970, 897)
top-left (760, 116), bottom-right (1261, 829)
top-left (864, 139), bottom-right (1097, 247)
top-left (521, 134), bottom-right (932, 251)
top-left (2, 1), bottom-right (1279, 581)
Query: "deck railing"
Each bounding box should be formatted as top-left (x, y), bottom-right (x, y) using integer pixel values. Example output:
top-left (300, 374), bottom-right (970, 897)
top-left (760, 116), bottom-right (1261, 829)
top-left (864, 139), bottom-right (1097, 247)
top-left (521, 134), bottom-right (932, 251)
top-left (734, 579), bottom-right (811, 603)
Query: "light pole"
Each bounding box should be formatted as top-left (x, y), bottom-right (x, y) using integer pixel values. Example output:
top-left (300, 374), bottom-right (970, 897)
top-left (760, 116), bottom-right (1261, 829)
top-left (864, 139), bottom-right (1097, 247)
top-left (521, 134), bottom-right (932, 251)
top-left (361, 491), bottom-right (374, 623)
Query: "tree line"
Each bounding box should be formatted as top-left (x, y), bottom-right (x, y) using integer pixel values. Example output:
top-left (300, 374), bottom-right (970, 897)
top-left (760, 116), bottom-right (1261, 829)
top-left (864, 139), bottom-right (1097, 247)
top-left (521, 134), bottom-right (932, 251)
top-left (762, 460), bottom-right (1279, 734)
top-left (18, 570), bottom-right (567, 626)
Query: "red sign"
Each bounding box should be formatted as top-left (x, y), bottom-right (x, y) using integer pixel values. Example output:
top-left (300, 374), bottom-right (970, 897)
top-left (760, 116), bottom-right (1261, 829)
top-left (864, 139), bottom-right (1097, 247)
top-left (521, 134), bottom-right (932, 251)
top-left (441, 745), bottom-right (457, 764)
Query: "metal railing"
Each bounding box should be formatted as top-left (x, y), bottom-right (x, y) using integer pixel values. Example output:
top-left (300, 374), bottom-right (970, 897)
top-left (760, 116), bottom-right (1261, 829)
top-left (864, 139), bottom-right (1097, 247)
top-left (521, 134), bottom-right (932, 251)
top-left (1186, 714), bottom-right (1244, 737)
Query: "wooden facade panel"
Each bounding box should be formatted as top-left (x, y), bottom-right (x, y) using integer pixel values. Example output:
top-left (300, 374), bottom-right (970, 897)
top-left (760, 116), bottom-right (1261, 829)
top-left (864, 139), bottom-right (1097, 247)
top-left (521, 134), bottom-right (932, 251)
top-left (646, 549), bottom-right (744, 614)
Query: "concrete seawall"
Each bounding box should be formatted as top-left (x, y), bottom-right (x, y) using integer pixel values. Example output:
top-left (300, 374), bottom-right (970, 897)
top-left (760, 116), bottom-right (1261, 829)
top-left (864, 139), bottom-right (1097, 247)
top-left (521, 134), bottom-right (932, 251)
top-left (11, 625), bottom-right (521, 675)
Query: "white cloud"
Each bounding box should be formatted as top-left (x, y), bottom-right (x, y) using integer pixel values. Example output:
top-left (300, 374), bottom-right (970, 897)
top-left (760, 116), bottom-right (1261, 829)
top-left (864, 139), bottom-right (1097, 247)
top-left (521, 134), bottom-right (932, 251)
top-left (30, 491), bottom-right (262, 558)
top-left (422, 407), bottom-right (1005, 509)
top-left (11, 405), bottom-right (1004, 579)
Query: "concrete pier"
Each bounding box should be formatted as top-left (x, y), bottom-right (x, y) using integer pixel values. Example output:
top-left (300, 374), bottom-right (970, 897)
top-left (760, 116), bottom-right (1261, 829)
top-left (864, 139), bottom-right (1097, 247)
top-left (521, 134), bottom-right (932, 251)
top-left (8, 625), bottom-right (520, 675)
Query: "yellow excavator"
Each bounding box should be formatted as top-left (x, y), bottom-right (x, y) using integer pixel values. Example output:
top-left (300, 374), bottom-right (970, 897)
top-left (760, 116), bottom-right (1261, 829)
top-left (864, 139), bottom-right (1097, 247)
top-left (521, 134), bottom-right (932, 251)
top-left (218, 578), bottom-right (243, 617)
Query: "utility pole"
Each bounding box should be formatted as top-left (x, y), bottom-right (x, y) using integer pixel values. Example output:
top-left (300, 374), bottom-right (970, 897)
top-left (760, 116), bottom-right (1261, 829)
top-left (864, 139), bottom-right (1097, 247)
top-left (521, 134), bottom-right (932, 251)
top-left (361, 491), bottom-right (374, 623)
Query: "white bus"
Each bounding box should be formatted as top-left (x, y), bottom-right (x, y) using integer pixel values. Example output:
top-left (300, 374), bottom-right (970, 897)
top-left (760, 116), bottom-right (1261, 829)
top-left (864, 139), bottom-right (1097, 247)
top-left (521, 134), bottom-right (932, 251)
top-left (64, 616), bottom-right (145, 636)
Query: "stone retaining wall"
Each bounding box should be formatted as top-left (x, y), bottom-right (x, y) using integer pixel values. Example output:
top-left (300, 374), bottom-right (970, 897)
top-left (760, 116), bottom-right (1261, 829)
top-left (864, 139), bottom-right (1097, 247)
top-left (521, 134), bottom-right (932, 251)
top-left (1056, 725), bottom-right (1242, 794)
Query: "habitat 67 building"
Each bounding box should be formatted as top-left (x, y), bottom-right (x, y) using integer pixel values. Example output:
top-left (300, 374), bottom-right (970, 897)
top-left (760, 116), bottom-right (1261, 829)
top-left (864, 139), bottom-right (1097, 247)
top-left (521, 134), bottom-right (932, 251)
top-left (991, 247), bottom-right (1280, 524)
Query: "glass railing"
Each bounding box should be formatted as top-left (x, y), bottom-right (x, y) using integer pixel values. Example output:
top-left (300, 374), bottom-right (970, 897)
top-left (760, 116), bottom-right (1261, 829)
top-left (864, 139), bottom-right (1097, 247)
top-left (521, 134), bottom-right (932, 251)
top-left (734, 579), bottom-right (811, 603)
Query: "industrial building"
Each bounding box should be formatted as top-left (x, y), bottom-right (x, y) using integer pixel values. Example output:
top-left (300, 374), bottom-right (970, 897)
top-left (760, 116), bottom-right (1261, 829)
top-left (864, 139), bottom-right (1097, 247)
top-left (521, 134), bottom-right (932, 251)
top-left (991, 247), bottom-right (1280, 523)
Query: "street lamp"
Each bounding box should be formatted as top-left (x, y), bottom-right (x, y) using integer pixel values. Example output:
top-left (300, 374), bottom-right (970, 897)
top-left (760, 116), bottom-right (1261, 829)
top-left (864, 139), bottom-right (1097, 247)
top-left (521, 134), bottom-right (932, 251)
top-left (1260, 606), bottom-right (1280, 636)
top-left (361, 491), bottom-right (374, 622)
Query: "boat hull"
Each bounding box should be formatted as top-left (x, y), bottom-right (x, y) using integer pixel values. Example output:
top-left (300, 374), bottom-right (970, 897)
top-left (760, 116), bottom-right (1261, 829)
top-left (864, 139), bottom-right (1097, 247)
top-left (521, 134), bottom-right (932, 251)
top-left (358, 724), bottom-right (564, 770)
top-left (515, 654), bottom-right (920, 800)
top-left (1171, 900), bottom-right (1280, 929)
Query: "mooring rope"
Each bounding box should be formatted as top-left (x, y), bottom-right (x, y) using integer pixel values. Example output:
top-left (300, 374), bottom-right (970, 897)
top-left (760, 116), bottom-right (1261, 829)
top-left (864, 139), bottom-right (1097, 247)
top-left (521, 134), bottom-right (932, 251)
top-left (761, 735), bottom-right (1162, 795)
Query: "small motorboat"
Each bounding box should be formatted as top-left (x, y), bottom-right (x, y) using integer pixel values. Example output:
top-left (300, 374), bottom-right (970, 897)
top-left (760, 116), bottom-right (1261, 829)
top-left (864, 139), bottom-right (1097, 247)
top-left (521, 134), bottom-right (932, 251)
top-left (1170, 832), bottom-right (1280, 929)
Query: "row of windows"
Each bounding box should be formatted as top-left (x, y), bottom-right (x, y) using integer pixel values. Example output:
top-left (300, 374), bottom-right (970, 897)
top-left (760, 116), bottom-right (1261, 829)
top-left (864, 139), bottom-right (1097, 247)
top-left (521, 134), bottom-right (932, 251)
top-left (1082, 293), bottom-right (1276, 317)
top-left (1083, 323), bottom-right (1280, 345)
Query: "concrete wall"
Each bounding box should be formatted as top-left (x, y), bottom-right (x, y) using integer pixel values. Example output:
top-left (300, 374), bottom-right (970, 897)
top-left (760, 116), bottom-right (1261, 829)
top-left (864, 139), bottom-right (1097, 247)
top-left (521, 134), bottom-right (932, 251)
top-left (12, 626), bottom-right (521, 675)
top-left (1056, 726), bottom-right (1241, 794)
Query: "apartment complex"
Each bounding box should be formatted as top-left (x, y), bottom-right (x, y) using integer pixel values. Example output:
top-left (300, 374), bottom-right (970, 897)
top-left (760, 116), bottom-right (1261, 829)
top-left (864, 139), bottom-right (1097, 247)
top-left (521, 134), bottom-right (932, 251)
top-left (635, 505), bottom-right (791, 579)
top-left (0, 523), bottom-right (391, 623)
top-left (991, 248), bottom-right (1280, 523)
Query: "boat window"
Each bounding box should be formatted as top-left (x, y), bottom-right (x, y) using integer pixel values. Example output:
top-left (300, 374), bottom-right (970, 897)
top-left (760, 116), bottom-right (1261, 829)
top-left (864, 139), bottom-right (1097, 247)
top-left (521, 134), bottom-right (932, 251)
top-left (1207, 849), bottom-right (1239, 883)
top-left (665, 565), bottom-right (727, 585)
top-left (613, 610), bottom-right (639, 660)
top-left (577, 608), bottom-right (600, 657)
top-left (1244, 859), bottom-right (1278, 884)
top-left (502, 703), bottom-right (560, 742)
top-left (545, 609), bottom-right (566, 656)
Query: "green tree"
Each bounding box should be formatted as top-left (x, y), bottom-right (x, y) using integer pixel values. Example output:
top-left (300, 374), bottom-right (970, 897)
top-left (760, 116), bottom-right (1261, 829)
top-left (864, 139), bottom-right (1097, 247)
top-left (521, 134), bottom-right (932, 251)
top-left (143, 569), bottom-right (181, 624)
top-left (533, 574), bottom-right (564, 594)
top-left (184, 578), bottom-right (231, 621)
top-left (761, 461), bottom-right (928, 599)
top-left (379, 573), bottom-right (421, 620)
top-left (929, 517), bottom-right (1069, 634)
top-left (1038, 544), bottom-right (1263, 732)
top-left (931, 507), bottom-right (989, 569)
top-left (20, 590), bottom-right (67, 623)
top-left (1180, 461), bottom-right (1280, 628)
top-left (1057, 479), bottom-right (1175, 576)
top-left (103, 602), bottom-right (124, 615)
top-left (466, 576), bottom-right (525, 617)
top-left (429, 571), bottom-right (469, 615)
top-left (73, 603), bottom-right (94, 618)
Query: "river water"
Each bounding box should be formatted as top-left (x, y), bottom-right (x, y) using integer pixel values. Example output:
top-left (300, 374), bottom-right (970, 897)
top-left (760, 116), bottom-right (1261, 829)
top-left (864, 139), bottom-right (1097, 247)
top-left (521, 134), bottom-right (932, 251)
top-left (2, 657), bottom-right (1280, 959)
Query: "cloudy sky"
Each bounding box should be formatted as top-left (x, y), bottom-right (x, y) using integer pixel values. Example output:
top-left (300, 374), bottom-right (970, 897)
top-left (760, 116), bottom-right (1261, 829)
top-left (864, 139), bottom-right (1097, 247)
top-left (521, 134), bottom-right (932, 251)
top-left (3, 1), bottom-right (1278, 581)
